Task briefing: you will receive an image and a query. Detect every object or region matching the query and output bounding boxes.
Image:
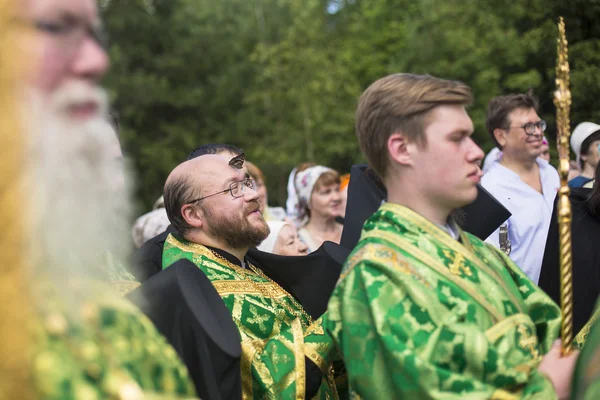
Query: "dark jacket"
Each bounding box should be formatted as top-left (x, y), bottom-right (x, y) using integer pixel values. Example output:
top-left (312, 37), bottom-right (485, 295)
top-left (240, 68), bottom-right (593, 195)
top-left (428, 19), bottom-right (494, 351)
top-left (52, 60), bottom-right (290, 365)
top-left (539, 187), bottom-right (600, 334)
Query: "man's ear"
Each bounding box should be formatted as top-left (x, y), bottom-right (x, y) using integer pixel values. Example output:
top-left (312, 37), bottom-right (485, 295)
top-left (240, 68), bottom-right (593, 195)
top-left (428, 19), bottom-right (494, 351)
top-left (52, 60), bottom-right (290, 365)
top-left (387, 132), bottom-right (412, 166)
top-left (493, 128), bottom-right (507, 149)
top-left (181, 203), bottom-right (204, 229)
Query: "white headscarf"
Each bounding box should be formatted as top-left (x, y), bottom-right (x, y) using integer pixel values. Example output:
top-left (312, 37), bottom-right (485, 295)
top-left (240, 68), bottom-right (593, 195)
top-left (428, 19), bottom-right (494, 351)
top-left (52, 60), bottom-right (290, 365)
top-left (131, 208), bottom-right (170, 248)
top-left (257, 221), bottom-right (290, 253)
top-left (294, 165), bottom-right (335, 224)
top-left (285, 167), bottom-right (299, 218)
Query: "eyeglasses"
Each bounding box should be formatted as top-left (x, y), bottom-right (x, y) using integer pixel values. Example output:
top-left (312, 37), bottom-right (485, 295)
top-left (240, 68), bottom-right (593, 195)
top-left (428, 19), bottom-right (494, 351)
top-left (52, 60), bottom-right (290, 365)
top-left (188, 178), bottom-right (256, 204)
top-left (508, 120), bottom-right (547, 136)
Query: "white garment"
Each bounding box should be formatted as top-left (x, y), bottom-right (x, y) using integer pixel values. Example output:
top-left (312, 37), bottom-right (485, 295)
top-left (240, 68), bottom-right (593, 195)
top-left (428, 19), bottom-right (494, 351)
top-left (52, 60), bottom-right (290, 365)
top-left (482, 147), bottom-right (502, 173)
top-left (131, 208), bottom-right (170, 248)
top-left (297, 228), bottom-right (319, 254)
top-left (257, 221), bottom-right (289, 253)
top-left (481, 158), bottom-right (560, 283)
top-left (285, 167), bottom-right (299, 218)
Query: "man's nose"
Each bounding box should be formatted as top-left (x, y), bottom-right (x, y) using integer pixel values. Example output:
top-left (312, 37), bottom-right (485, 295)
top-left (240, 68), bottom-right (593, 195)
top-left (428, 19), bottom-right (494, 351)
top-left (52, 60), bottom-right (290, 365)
top-left (467, 138), bottom-right (484, 163)
top-left (71, 35), bottom-right (109, 82)
top-left (244, 185), bottom-right (259, 201)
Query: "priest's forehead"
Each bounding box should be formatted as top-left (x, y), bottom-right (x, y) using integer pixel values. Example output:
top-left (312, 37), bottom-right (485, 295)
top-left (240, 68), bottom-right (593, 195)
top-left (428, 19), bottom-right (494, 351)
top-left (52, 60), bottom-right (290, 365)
top-left (25, 0), bottom-right (101, 25)
top-left (193, 154), bottom-right (249, 191)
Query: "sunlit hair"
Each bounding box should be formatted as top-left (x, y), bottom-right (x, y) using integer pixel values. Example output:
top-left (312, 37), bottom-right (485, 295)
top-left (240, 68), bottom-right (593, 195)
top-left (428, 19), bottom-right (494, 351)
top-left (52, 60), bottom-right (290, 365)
top-left (302, 170), bottom-right (340, 220)
top-left (314, 170), bottom-right (340, 191)
top-left (356, 73), bottom-right (472, 179)
top-left (24, 82), bottom-right (132, 304)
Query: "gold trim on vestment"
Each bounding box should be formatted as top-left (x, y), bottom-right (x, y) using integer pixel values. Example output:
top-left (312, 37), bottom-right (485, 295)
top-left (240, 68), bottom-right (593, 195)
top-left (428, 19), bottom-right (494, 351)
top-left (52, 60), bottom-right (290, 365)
top-left (292, 318), bottom-right (306, 400)
top-left (341, 243), bottom-right (432, 289)
top-left (380, 203), bottom-right (525, 314)
top-left (485, 313), bottom-right (534, 342)
top-left (362, 230), bottom-right (504, 322)
top-left (490, 388), bottom-right (521, 400)
top-left (304, 342), bottom-right (328, 373)
top-left (574, 307), bottom-right (600, 347)
top-left (211, 280), bottom-right (289, 298)
top-left (485, 313), bottom-right (541, 360)
top-left (240, 339), bottom-right (260, 399)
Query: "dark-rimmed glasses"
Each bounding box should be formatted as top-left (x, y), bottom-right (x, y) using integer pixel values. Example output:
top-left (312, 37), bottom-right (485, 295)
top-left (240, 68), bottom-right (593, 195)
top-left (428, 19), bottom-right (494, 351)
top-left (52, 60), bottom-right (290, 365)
top-left (188, 178), bottom-right (256, 204)
top-left (508, 120), bottom-right (547, 136)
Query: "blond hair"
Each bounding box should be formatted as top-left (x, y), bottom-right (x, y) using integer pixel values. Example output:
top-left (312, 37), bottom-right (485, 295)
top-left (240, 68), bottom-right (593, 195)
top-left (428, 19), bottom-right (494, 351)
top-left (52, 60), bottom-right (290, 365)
top-left (356, 73), bottom-right (472, 179)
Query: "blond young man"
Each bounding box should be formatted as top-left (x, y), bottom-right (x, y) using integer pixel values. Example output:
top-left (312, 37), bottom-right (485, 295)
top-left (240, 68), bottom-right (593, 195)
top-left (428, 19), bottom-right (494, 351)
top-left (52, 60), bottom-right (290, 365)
top-left (326, 74), bottom-right (577, 399)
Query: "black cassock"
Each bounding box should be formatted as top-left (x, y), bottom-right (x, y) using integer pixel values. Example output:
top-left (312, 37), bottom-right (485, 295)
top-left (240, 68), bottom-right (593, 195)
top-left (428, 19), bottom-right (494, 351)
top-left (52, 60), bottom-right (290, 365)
top-left (539, 187), bottom-right (600, 334)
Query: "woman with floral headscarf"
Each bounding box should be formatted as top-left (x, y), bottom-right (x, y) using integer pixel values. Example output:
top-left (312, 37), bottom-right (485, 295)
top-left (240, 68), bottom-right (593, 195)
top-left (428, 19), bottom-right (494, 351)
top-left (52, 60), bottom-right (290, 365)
top-left (294, 165), bottom-right (343, 253)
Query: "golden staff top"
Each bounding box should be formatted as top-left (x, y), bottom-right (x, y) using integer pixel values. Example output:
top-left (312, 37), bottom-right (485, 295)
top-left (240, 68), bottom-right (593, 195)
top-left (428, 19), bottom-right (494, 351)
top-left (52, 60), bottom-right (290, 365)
top-left (553, 16), bottom-right (574, 356)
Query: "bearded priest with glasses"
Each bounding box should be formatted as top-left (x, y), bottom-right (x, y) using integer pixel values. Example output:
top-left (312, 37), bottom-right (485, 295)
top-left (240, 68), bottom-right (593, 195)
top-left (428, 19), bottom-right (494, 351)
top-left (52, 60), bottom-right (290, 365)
top-left (481, 91), bottom-right (560, 284)
top-left (160, 153), bottom-right (343, 399)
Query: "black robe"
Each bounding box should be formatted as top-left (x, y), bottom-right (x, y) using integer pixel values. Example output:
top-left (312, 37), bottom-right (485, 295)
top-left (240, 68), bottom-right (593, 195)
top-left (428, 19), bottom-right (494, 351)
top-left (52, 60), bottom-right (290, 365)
top-left (539, 187), bottom-right (600, 334)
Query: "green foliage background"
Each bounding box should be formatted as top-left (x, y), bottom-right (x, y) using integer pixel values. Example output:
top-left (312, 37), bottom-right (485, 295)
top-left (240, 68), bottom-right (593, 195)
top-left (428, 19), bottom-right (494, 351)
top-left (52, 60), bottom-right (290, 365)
top-left (100, 0), bottom-right (600, 213)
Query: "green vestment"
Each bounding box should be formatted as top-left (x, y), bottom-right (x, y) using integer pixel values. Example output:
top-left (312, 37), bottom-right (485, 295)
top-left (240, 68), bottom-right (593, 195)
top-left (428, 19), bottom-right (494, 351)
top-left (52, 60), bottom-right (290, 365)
top-left (571, 302), bottom-right (600, 400)
top-left (163, 234), bottom-right (339, 399)
top-left (326, 203), bottom-right (561, 399)
top-left (33, 280), bottom-right (197, 399)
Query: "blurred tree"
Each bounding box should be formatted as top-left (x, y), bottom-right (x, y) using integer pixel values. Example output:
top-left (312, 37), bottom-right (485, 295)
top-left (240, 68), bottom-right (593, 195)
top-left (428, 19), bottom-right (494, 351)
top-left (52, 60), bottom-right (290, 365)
top-left (102, 0), bottom-right (600, 211)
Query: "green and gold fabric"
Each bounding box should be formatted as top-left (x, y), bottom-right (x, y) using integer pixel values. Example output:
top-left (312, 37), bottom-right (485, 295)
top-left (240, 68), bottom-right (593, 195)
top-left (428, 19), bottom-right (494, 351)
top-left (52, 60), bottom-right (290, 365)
top-left (33, 280), bottom-right (196, 399)
top-left (326, 203), bottom-right (561, 399)
top-left (572, 301), bottom-right (600, 400)
top-left (163, 234), bottom-right (339, 399)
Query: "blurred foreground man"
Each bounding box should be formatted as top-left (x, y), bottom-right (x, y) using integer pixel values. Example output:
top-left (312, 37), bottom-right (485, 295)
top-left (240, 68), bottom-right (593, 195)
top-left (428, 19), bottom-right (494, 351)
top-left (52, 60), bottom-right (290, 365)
top-left (162, 154), bottom-right (341, 399)
top-left (4, 0), bottom-right (196, 397)
top-left (325, 74), bottom-right (577, 399)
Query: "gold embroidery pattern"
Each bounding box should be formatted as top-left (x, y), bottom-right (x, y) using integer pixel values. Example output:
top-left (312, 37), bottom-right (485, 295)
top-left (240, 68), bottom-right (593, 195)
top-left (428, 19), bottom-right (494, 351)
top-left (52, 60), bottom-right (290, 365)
top-left (574, 308), bottom-right (600, 347)
top-left (167, 235), bottom-right (335, 398)
top-left (363, 229), bottom-right (504, 322)
top-left (380, 203), bottom-right (525, 314)
top-left (517, 325), bottom-right (540, 359)
top-left (340, 243), bottom-right (430, 289)
top-left (304, 319), bottom-right (325, 336)
top-left (304, 342), bottom-right (328, 372)
top-left (485, 314), bottom-right (534, 343)
top-left (168, 233), bottom-right (313, 326)
top-left (442, 250), bottom-right (472, 276)
top-left (292, 319), bottom-right (306, 400)
top-left (247, 305), bottom-right (270, 334)
top-left (211, 280), bottom-right (289, 298)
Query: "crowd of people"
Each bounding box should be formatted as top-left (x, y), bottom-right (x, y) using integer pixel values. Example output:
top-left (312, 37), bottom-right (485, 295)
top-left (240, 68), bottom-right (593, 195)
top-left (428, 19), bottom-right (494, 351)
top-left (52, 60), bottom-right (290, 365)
top-left (2, 0), bottom-right (600, 399)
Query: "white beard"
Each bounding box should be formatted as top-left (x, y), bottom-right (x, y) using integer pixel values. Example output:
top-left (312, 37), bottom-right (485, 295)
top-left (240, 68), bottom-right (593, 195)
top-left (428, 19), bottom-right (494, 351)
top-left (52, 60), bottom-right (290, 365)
top-left (24, 82), bottom-right (133, 285)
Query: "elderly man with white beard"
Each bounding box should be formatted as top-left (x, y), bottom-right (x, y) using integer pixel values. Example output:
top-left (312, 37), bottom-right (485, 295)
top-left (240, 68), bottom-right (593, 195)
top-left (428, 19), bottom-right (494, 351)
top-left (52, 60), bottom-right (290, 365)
top-left (0, 0), bottom-right (204, 398)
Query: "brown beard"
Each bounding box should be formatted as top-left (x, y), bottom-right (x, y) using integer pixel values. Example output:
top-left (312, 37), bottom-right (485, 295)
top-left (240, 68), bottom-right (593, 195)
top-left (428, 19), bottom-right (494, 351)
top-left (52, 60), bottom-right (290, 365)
top-left (203, 200), bottom-right (270, 249)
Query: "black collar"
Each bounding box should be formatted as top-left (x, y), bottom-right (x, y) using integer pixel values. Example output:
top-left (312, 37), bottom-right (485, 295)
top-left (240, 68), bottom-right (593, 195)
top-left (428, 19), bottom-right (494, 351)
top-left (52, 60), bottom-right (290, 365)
top-left (205, 246), bottom-right (245, 268)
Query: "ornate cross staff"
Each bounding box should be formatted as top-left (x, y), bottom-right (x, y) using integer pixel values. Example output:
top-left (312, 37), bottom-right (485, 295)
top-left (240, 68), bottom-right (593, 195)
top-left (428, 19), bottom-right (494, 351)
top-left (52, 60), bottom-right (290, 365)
top-left (553, 16), bottom-right (574, 356)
